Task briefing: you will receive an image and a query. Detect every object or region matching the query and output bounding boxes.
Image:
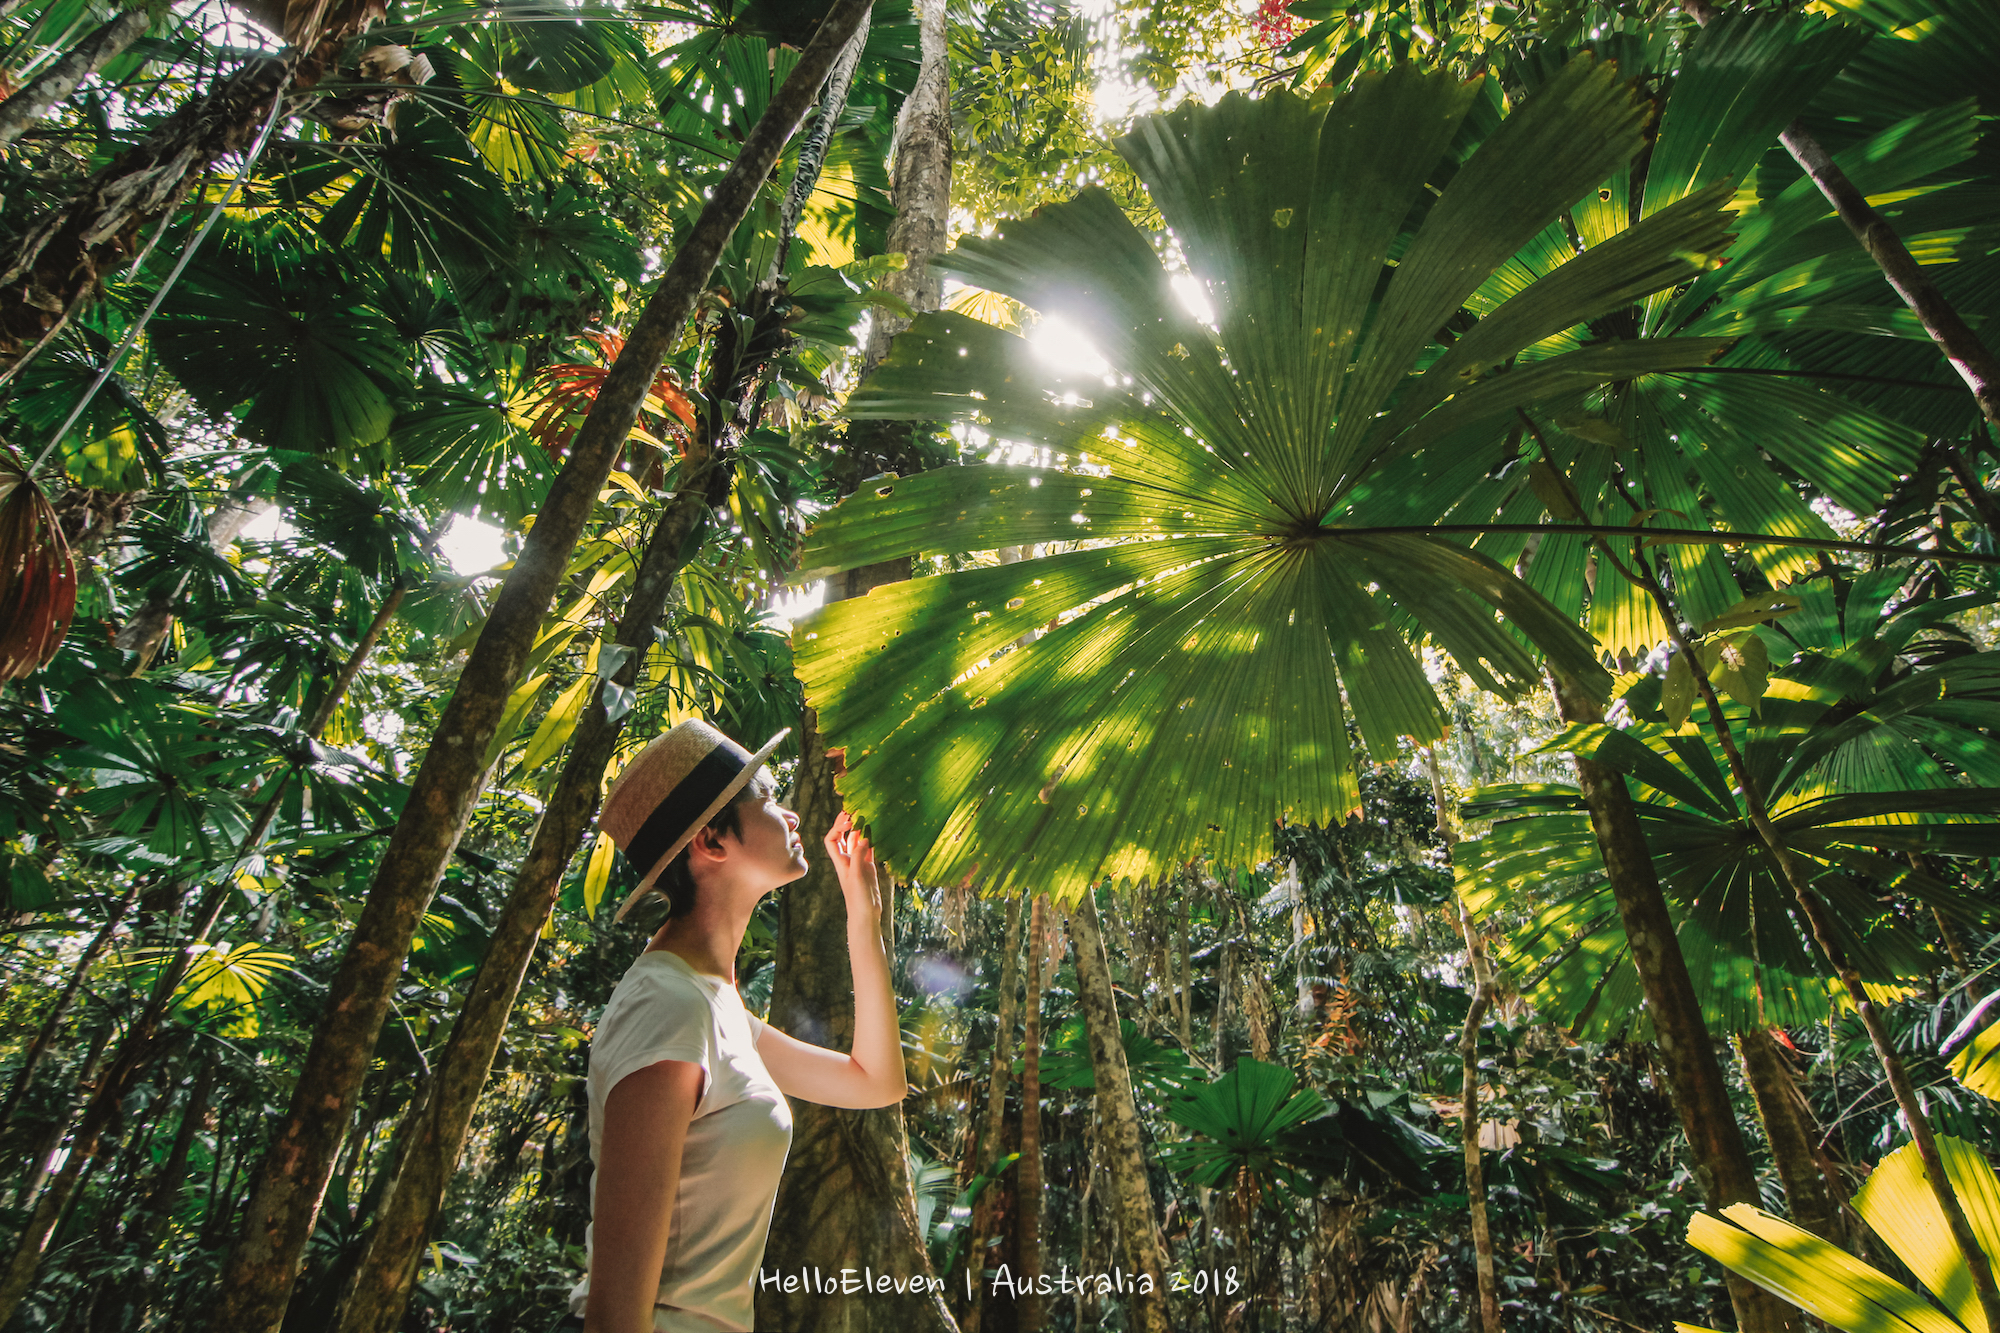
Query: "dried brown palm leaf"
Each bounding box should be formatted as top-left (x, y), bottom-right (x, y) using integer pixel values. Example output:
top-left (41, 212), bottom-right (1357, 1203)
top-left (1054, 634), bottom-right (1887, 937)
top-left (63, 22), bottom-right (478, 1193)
top-left (0, 462), bottom-right (78, 679)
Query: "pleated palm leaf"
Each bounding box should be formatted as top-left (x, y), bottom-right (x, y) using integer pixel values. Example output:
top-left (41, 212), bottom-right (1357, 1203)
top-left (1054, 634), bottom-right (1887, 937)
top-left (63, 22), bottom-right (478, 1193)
top-left (795, 60), bottom-right (1745, 899)
top-left (1455, 594), bottom-right (2000, 1036)
top-left (1396, 14), bottom-right (1990, 657)
top-left (1683, 1135), bottom-right (2000, 1333)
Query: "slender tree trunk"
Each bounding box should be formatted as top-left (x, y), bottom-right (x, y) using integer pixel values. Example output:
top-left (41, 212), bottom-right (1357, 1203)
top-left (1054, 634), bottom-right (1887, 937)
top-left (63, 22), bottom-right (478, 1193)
top-left (756, 2), bottom-right (954, 1319)
top-left (1068, 891), bottom-right (1168, 1333)
top-left (0, 1022), bottom-right (182, 1323)
top-left (860, 0), bottom-right (951, 370)
top-left (1168, 888), bottom-right (1184, 1056)
top-left (1549, 674), bottom-right (1799, 1333)
top-left (1015, 896), bottom-right (1046, 1330)
top-left (207, 6), bottom-right (875, 1326)
top-left (1428, 751), bottom-right (1502, 1333)
top-left (9, 1017), bottom-right (111, 1209)
top-left (329, 487), bottom-right (712, 1333)
top-left (774, 11), bottom-right (870, 275)
top-left (964, 895), bottom-right (1024, 1333)
top-left (1736, 1029), bottom-right (1847, 1247)
top-left (1674, 0), bottom-right (2000, 433)
top-left (0, 883), bottom-right (137, 1138)
top-left (306, 584), bottom-right (406, 738)
top-left (136, 1058), bottom-right (215, 1245)
top-left (0, 10), bottom-right (150, 150)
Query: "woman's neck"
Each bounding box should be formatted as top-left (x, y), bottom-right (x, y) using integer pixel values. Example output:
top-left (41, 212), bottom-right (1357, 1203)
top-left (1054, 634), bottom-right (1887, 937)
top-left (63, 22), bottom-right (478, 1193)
top-left (648, 890), bottom-right (755, 983)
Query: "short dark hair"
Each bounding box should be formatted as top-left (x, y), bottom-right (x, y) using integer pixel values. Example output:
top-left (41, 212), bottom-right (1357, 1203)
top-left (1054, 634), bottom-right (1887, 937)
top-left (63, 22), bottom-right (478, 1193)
top-left (649, 772), bottom-right (775, 919)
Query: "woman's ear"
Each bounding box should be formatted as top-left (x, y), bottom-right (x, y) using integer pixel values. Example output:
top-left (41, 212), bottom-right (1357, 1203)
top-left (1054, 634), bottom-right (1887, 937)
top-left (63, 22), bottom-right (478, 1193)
top-left (686, 823), bottom-right (730, 865)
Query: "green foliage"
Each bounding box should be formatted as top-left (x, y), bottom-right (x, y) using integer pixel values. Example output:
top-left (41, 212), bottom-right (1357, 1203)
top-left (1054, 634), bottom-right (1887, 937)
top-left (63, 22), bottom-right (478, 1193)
top-left (795, 63), bottom-right (1766, 898)
top-left (1458, 590), bottom-right (2000, 1037)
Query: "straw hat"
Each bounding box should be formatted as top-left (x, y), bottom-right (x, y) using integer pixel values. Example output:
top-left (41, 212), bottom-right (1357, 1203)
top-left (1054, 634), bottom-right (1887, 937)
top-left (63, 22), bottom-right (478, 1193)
top-left (601, 719), bottom-right (790, 923)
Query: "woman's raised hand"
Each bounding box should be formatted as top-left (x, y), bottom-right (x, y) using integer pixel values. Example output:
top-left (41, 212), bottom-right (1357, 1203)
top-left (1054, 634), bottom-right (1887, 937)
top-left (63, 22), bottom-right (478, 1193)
top-left (823, 811), bottom-right (883, 921)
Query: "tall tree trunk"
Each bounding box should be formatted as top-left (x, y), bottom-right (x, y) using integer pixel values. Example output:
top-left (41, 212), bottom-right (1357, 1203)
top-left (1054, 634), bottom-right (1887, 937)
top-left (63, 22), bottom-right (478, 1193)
top-left (1068, 891), bottom-right (1168, 1333)
top-left (0, 10), bottom-right (150, 150)
top-left (1675, 0), bottom-right (2000, 435)
top-left (860, 0), bottom-right (951, 370)
top-left (1015, 896), bottom-right (1047, 1331)
top-left (1736, 1029), bottom-right (1848, 1247)
top-left (0, 882), bottom-right (136, 1138)
top-left (756, 2), bottom-right (954, 1320)
top-left (1548, 674), bottom-right (1800, 1333)
top-left (329, 487), bottom-right (712, 1333)
top-left (207, 6), bottom-right (875, 1327)
top-left (755, 650), bottom-right (956, 1333)
top-left (306, 584), bottom-right (406, 738)
top-left (1427, 750), bottom-right (1502, 1333)
top-left (964, 895), bottom-right (1024, 1333)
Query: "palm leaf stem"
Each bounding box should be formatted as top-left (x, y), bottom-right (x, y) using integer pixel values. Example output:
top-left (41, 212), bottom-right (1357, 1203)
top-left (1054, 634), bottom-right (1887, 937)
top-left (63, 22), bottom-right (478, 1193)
top-left (1328, 524), bottom-right (2000, 567)
top-left (1681, 367), bottom-right (1962, 393)
top-left (1937, 442), bottom-right (2000, 539)
top-left (1625, 535), bottom-right (2000, 1333)
top-left (1678, 0), bottom-right (2000, 433)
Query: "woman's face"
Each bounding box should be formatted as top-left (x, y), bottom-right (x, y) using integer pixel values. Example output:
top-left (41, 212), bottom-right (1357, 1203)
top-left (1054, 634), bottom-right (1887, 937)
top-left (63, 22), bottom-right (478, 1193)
top-left (725, 778), bottom-right (809, 891)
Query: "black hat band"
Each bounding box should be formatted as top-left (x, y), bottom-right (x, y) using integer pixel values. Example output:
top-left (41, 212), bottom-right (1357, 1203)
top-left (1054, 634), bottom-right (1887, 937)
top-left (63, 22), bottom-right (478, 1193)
top-left (623, 744), bottom-right (746, 879)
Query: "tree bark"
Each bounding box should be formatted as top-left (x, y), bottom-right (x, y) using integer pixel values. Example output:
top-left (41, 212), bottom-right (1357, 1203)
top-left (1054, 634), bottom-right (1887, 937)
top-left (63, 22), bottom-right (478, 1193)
top-left (0, 10), bottom-right (151, 150)
top-left (329, 487), bottom-right (713, 1333)
top-left (964, 895), bottom-right (1023, 1332)
top-left (1736, 1029), bottom-right (1848, 1247)
top-left (1428, 750), bottom-right (1502, 1333)
top-left (755, 688), bottom-right (956, 1333)
top-left (1549, 674), bottom-right (1799, 1333)
top-left (860, 0), bottom-right (951, 371)
top-left (1015, 895), bottom-right (1047, 1331)
top-left (1068, 891), bottom-right (1169, 1333)
top-left (209, 6), bottom-right (877, 1326)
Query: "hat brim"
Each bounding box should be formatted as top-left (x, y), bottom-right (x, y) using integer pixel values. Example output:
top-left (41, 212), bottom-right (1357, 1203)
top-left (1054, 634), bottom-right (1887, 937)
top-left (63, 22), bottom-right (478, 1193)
top-left (610, 727), bottom-right (791, 924)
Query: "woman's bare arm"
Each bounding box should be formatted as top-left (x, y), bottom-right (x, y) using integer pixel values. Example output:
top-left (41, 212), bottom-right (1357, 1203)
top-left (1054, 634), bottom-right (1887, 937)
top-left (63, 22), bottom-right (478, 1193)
top-left (756, 812), bottom-right (907, 1109)
top-left (583, 1059), bottom-right (703, 1333)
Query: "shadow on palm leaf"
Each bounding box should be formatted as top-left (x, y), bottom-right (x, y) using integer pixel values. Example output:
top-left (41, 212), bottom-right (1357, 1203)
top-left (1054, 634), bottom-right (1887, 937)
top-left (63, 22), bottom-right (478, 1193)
top-left (796, 58), bottom-right (1751, 898)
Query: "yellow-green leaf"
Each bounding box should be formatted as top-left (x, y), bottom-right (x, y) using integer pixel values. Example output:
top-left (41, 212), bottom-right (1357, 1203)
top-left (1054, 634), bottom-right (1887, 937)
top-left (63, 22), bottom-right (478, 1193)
top-left (582, 831), bottom-right (617, 920)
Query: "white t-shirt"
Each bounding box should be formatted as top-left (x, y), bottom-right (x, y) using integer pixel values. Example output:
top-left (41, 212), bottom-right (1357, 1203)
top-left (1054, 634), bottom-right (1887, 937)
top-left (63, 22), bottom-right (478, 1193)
top-left (569, 949), bottom-right (794, 1332)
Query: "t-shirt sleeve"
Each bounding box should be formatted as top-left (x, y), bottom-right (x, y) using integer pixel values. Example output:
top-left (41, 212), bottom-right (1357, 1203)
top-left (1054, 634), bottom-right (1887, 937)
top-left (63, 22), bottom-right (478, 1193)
top-left (593, 973), bottom-right (714, 1109)
top-left (747, 1010), bottom-right (767, 1044)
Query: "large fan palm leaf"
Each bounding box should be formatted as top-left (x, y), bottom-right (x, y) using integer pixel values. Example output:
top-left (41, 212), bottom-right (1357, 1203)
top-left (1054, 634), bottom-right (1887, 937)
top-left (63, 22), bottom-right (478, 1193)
top-left (796, 61), bottom-right (1739, 899)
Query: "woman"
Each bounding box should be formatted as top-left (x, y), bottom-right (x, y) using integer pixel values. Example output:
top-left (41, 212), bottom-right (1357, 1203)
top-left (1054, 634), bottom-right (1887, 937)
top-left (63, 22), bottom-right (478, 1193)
top-left (566, 718), bottom-right (905, 1333)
